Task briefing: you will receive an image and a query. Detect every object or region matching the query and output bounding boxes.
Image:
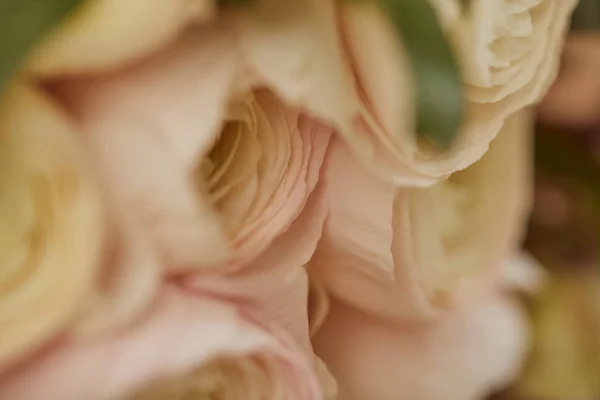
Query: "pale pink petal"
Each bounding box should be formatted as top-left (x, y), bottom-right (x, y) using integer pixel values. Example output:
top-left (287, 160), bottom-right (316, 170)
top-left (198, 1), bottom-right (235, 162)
top-left (80, 115), bottom-right (230, 270)
top-left (223, 93), bottom-right (332, 269)
top-left (73, 216), bottom-right (162, 338)
top-left (59, 23), bottom-right (241, 171)
top-left (314, 295), bottom-right (530, 400)
top-left (313, 110), bottom-right (532, 320)
top-left (0, 288), bottom-right (320, 400)
top-left (54, 25), bottom-right (245, 270)
top-left (184, 180), bottom-right (328, 351)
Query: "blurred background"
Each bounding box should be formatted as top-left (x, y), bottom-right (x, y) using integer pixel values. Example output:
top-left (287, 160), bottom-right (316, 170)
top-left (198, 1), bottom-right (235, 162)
top-left (491, 1), bottom-right (600, 399)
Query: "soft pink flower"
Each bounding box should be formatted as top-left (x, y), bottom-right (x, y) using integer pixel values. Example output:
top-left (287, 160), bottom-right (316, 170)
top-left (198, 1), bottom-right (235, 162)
top-left (54, 24), bottom-right (331, 273)
top-left (313, 292), bottom-right (530, 400)
top-left (310, 110), bottom-right (532, 321)
top-left (0, 287), bottom-right (321, 400)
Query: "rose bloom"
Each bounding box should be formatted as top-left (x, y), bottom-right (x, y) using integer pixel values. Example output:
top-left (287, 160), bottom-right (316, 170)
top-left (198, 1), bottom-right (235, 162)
top-left (311, 110), bottom-right (533, 320)
top-left (0, 286), bottom-right (321, 400)
top-left (0, 82), bottom-right (105, 369)
top-left (51, 23), bottom-right (331, 273)
top-left (333, 0), bottom-right (577, 184)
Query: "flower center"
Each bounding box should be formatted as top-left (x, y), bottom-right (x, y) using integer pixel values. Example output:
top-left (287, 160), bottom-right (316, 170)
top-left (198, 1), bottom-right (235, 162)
top-left (127, 357), bottom-right (271, 400)
top-left (198, 96), bottom-right (263, 239)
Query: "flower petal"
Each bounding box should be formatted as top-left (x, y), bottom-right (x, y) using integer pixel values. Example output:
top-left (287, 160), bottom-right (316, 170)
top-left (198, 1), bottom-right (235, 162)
top-left (0, 287), bottom-right (321, 400)
top-left (313, 110), bottom-right (532, 320)
top-left (0, 82), bottom-right (104, 369)
top-left (314, 294), bottom-right (530, 400)
top-left (29, 0), bottom-right (215, 76)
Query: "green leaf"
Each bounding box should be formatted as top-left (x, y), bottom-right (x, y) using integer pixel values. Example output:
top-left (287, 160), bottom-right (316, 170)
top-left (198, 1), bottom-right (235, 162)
top-left (570, 0), bottom-right (600, 32)
top-left (218, 0), bottom-right (256, 5)
top-left (379, 0), bottom-right (465, 149)
top-left (0, 0), bottom-right (85, 93)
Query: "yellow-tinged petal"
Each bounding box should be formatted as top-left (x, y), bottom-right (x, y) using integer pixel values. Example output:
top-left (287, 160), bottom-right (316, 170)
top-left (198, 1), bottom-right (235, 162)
top-left (0, 82), bottom-right (104, 368)
top-left (28, 0), bottom-right (215, 76)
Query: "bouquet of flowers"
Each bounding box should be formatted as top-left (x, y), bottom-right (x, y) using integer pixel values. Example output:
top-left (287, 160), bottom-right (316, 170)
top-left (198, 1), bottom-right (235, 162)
top-left (0, 0), bottom-right (579, 399)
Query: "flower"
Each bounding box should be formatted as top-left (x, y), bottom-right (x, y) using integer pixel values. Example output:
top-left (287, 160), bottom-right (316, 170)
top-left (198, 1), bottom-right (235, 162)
top-left (311, 110), bottom-right (532, 320)
top-left (27, 0), bottom-right (214, 76)
top-left (225, 0), bottom-right (574, 184)
top-left (53, 24), bottom-right (331, 272)
top-left (0, 82), bottom-right (104, 368)
top-left (313, 291), bottom-right (529, 400)
top-left (333, 0), bottom-right (576, 184)
top-left (0, 287), bottom-right (321, 400)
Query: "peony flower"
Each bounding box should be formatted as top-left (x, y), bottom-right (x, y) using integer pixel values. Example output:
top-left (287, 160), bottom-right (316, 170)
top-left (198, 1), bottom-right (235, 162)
top-left (52, 24), bottom-right (332, 272)
top-left (0, 82), bottom-right (104, 368)
top-left (27, 0), bottom-right (214, 76)
top-left (311, 110), bottom-right (533, 320)
top-left (0, 287), bottom-right (321, 400)
top-left (313, 291), bottom-right (530, 400)
top-left (228, 0), bottom-right (574, 185)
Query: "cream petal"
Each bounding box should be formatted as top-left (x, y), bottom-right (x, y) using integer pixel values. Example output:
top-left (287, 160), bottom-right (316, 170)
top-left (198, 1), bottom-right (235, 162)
top-left (0, 82), bottom-right (104, 368)
top-left (28, 0), bottom-right (215, 76)
top-left (336, 0), bottom-right (575, 184)
top-left (394, 109), bottom-right (533, 310)
top-left (314, 294), bottom-right (530, 400)
top-left (313, 110), bottom-right (532, 320)
top-left (462, 0), bottom-right (572, 102)
top-left (0, 288), bottom-right (321, 400)
top-left (233, 0), bottom-right (358, 134)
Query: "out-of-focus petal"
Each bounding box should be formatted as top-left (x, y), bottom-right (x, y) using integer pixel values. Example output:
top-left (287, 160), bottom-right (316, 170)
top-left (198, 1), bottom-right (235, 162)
top-left (29, 0), bottom-right (215, 76)
top-left (314, 294), bottom-right (530, 400)
top-left (0, 287), bottom-right (321, 400)
top-left (55, 25), bottom-right (242, 270)
top-left (0, 82), bottom-right (104, 369)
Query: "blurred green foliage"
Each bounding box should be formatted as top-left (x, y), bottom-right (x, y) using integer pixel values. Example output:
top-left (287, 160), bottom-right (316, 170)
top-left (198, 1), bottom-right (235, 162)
top-left (0, 0), bottom-right (85, 92)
